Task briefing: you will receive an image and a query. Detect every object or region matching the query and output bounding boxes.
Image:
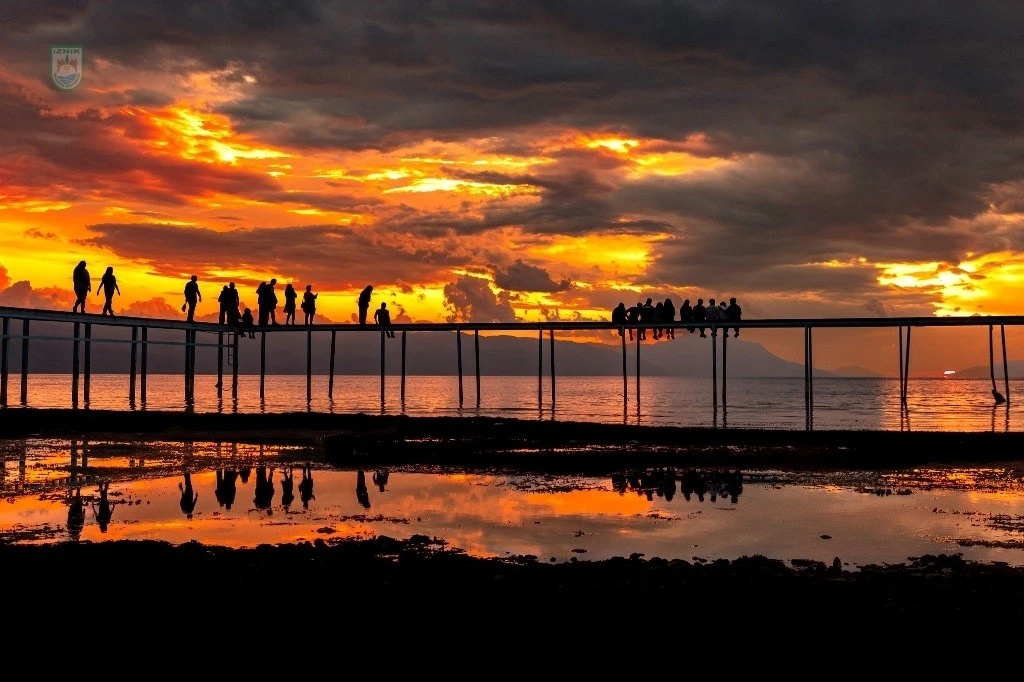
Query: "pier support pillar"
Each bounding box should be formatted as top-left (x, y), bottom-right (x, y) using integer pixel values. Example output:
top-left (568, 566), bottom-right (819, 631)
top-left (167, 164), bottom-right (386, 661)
top-left (1001, 325), bottom-right (1010, 405)
top-left (456, 330), bottom-right (463, 407)
top-left (537, 330), bottom-right (543, 408)
top-left (20, 319), bottom-right (30, 405)
top-left (549, 329), bottom-right (555, 408)
top-left (380, 328), bottom-right (386, 405)
top-left (259, 331), bottom-right (266, 401)
top-left (328, 330), bottom-right (336, 400)
top-left (621, 327), bottom-right (627, 406)
top-left (475, 329), bottom-right (481, 407)
top-left (231, 332), bottom-right (239, 401)
top-left (140, 327), bottom-right (148, 404)
top-left (711, 325), bottom-right (717, 409)
top-left (306, 329), bottom-right (312, 404)
top-left (71, 321), bottom-right (79, 408)
top-left (129, 326), bottom-right (138, 405)
top-left (722, 329), bottom-right (728, 408)
top-left (216, 331), bottom-right (224, 398)
top-left (82, 322), bottom-right (90, 406)
top-left (635, 329), bottom-right (640, 408)
top-left (0, 318), bottom-right (7, 407)
top-left (400, 331), bottom-right (407, 403)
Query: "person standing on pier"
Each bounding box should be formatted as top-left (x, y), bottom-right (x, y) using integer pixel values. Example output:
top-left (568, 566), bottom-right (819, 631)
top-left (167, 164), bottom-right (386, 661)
top-left (302, 285), bottom-right (318, 325)
top-left (226, 283), bottom-right (240, 326)
top-left (358, 285), bottom-right (373, 325)
top-left (183, 275), bottom-right (201, 322)
top-left (96, 266), bottom-right (120, 316)
top-left (218, 285), bottom-right (231, 324)
top-left (72, 261), bottom-right (90, 314)
top-left (283, 283), bottom-right (298, 325)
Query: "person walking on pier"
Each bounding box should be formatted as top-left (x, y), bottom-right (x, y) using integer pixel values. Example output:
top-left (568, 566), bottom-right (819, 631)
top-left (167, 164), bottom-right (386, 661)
top-left (256, 279), bottom-right (278, 326)
top-left (283, 283), bottom-right (298, 325)
top-left (218, 285), bottom-right (231, 324)
top-left (358, 285), bottom-right (373, 325)
top-left (302, 285), bottom-right (318, 325)
top-left (725, 297), bottom-right (742, 338)
top-left (96, 266), bottom-right (120, 316)
top-left (183, 275), bottom-right (201, 322)
top-left (374, 302), bottom-right (395, 338)
top-left (72, 261), bottom-right (90, 314)
top-left (692, 298), bottom-right (707, 337)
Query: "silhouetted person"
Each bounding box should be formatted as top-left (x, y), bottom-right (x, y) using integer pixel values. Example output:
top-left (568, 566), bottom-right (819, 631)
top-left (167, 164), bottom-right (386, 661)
top-left (183, 275), bottom-right (201, 322)
top-left (280, 467), bottom-right (294, 511)
top-left (256, 278), bottom-right (278, 326)
top-left (179, 471), bottom-right (198, 519)
top-left (67, 486), bottom-right (85, 541)
top-left (611, 302), bottom-right (627, 336)
top-left (372, 469), bottom-right (389, 493)
top-left (299, 465), bottom-right (314, 509)
top-left (283, 283), bottom-right (297, 325)
top-left (72, 261), bottom-right (90, 314)
top-left (374, 302), bottom-right (395, 338)
top-left (663, 298), bottom-right (676, 339)
top-left (227, 280), bottom-right (240, 323)
top-left (302, 285), bottom-right (318, 325)
top-left (725, 297), bottom-right (742, 338)
top-left (96, 266), bottom-right (120, 316)
top-left (239, 307), bottom-right (255, 338)
top-left (625, 302), bottom-right (641, 341)
top-left (705, 298), bottom-right (723, 336)
top-left (358, 285), bottom-right (373, 325)
top-left (254, 465), bottom-right (275, 513)
top-left (356, 469), bottom-right (371, 509)
top-left (91, 481), bottom-right (113, 533)
top-left (680, 299), bottom-right (694, 333)
top-left (215, 468), bottom-right (239, 510)
top-left (652, 301), bottom-right (665, 340)
top-left (693, 298), bottom-right (707, 337)
top-left (218, 285), bottom-right (232, 325)
top-left (638, 298), bottom-right (654, 341)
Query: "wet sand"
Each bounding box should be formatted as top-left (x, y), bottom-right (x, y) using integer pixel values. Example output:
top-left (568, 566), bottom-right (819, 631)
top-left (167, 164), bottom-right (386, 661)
top-left (5, 407), bottom-right (1024, 628)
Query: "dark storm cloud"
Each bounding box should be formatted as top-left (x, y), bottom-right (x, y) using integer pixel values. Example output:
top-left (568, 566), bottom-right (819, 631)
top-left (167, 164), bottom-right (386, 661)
top-left (492, 259), bottom-right (570, 293)
top-left (82, 222), bottom-right (476, 288)
top-left (5, 1), bottom-right (1024, 307)
top-left (442, 276), bottom-right (517, 323)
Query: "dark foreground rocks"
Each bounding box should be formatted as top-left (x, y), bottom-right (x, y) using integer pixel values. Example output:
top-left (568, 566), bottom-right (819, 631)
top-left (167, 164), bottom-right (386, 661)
top-left (6, 536), bottom-right (1024, 624)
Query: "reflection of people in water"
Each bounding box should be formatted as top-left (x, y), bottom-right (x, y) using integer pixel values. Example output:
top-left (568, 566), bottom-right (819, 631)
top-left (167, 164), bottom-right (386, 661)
top-left (299, 465), bottom-right (314, 509)
top-left (280, 467), bottom-right (294, 511)
top-left (254, 465), bottom-right (275, 513)
top-left (91, 481), bottom-right (113, 532)
top-left (179, 471), bottom-right (199, 518)
top-left (356, 469), bottom-right (371, 509)
top-left (372, 469), bottom-right (389, 493)
top-left (215, 468), bottom-right (239, 510)
top-left (67, 486), bottom-right (85, 541)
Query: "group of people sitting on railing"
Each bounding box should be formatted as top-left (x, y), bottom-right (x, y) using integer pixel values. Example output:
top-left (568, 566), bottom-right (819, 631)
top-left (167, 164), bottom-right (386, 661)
top-left (611, 296), bottom-right (742, 341)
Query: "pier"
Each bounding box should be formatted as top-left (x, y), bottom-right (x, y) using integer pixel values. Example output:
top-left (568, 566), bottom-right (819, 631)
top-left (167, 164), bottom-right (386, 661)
top-left (0, 305), bottom-right (1018, 424)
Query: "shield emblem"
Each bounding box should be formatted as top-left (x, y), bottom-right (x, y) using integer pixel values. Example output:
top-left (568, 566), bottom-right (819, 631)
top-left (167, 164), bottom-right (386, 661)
top-left (51, 46), bottom-right (83, 90)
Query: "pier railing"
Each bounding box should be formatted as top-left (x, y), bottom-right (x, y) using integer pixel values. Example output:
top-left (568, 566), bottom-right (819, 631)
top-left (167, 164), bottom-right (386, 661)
top-left (0, 305), bottom-right (1019, 417)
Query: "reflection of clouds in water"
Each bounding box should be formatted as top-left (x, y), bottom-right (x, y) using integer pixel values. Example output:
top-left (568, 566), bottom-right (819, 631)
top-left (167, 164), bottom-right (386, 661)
top-left (5, 454), bottom-right (1024, 567)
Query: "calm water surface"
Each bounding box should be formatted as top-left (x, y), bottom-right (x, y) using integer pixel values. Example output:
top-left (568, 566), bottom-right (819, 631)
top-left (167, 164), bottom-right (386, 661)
top-left (6, 373), bottom-right (1024, 431)
top-left (4, 438), bottom-right (1024, 568)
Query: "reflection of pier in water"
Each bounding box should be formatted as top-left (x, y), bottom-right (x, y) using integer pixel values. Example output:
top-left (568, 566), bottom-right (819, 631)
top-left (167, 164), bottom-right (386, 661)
top-left (613, 467), bottom-right (743, 504)
top-left (0, 305), bottom-right (1019, 428)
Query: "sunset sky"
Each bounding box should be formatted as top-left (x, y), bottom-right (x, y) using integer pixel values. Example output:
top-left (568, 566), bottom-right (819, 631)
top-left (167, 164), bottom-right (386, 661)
top-left (2, 1), bottom-right (1023, 374)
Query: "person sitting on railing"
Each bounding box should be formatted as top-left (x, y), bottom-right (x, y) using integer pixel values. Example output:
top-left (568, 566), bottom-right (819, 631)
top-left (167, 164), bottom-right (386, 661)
top-left (725, 297), bottom-right (742, 338)
top-left (692, 298), bottom-right (707, 338)
top-left (374, 302), bottom-right (395, 338)
top-left (680, 299), bottom-right (693, 333)
top-left (705, 297), bottom-right (723, 336)
top-left (238, 307), bottom-right (256, 338)
top-left (611, 302), bottom-right (627, 337)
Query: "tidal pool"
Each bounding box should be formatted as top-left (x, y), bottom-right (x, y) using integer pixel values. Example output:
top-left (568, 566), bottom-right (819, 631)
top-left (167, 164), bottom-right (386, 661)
top-left (4, 438), bottom-right (1024, 568)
